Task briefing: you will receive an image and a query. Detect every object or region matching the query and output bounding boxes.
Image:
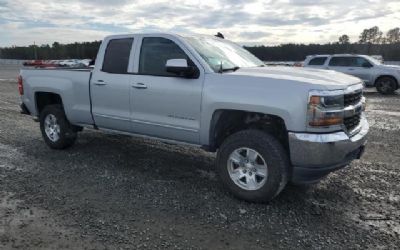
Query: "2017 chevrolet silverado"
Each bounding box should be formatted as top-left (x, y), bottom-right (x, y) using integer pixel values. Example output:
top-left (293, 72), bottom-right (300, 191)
top-left (19, 33), bottom-right (369, 202)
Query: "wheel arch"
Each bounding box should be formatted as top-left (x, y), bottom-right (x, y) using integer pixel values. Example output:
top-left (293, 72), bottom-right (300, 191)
top-left (35, 91), bottom-right (64, 115)
top-left (207, 109), bottom-right (289, 152)
top-left (374, 75), bottom-right (399, 88)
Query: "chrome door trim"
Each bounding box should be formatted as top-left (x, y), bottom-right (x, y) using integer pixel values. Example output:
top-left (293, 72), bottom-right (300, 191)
top-left (131, 119), bottom-right (199, 132)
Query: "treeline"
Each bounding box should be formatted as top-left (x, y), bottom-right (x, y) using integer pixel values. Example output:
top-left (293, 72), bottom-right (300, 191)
top-left (0, 26), bottom-right (399, 61)
top-left (0, 41), bottom-right (101, 60)
top-left (245, 43), bottom-right (400, 61)
top-left (246, 26), bottom-right (400, 61)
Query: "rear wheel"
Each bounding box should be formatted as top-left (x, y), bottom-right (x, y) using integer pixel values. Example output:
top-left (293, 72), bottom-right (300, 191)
top-left (216, 130), bottom-right (289, 203)
top-left (39, 105), bottom-right (77, 149)
top-left (376, 77), bottom-right (397, 95)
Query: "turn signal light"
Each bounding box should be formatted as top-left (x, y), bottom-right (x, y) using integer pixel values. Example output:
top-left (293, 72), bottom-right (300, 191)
top-left (309, 117), bottom-right (343, 126)
top-left (309, 96), bottom-right (321, 105)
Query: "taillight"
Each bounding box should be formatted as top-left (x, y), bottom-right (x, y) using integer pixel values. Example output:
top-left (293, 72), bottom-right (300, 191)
top-left (18, 75), bottom-right (23, 95)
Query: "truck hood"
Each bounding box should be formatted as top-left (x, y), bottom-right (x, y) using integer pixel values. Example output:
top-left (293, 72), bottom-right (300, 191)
top-left (230, 66), bottom-right (361, 89)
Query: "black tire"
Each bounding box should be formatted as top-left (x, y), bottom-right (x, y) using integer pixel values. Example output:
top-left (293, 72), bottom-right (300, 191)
top-left (216, 130), bottom-right (290, 203)
top-left (376, 76), bottom-right (397, 95)
top-left (39, 104), bottom-right (77, 149)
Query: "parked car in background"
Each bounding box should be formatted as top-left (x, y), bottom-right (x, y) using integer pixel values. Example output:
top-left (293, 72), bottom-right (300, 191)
top-left (79, 59), bottom-right (92, 67)
top-left (23, 60), bottom-right (59, 68)
top-left (23, 60), bottom-right (44, 66)
top-left (18, 33), bottom-right (368, 202)
top-left (22, 59), bottom-right (93, 68)
top-left (304, 54), bottom-right (400, 94)
top-left (59, 59), bottom-right (79, 67)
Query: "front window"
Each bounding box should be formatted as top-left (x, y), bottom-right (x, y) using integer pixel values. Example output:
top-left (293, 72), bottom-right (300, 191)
top-left (183, 36), bottom-right (264, 72)
top-left (139, 37), bottom-right (189, 76)
top-left (351, 57), bottom-right (373, 67)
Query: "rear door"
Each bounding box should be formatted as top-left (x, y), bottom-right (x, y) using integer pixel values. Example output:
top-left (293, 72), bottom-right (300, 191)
top-left (327, 56), bottom-right (351, 74)
top-left (129, 35), bottom-right (204, 143)
top-left (90, 37), bottom-right (135, 132)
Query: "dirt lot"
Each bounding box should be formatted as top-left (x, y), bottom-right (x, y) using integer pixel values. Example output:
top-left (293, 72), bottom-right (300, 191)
top-left (0, 65), bottom-right (399, 249)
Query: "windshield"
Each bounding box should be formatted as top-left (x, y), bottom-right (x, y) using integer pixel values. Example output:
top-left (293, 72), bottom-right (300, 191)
top-left (183, 36), bottom-right (264, 72)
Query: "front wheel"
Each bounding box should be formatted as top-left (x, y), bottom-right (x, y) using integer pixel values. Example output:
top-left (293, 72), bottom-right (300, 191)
top-left (376, 77), bottom-right (397, 95)
top-left (39, 104), bottom-right (77, 149)
top-left (216, 130), bottom-right (290, 203)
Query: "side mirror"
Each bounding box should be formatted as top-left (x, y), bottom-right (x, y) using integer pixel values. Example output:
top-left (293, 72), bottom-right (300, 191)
top-left (166, 59), bottom-right (198, 78)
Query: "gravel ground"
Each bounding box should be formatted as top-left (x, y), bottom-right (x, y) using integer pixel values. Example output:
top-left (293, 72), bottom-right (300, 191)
top-left (0, 65), bottom-right (399, 249)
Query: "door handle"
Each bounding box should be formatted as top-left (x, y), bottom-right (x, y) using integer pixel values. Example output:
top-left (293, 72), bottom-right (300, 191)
top-left (132, 82), bottom-right (147, 89)
top-left (94, 80), bottom-right (107, 86)
top-left (348, 68), bottom-right (355, 71)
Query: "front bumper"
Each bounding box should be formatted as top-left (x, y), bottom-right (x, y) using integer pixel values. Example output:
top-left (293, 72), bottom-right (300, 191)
top-left (288, 116), bottom-right (369, 183)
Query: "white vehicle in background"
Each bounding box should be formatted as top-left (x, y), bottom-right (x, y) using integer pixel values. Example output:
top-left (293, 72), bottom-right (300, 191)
top-left (304, 54), bottom-right (400, 94)
top-left (58, 59), bottom-right (93, 67)
top-left (59, 59), bottom-right (80, 67)
top-left (79, 59), bottom-right (92, 67)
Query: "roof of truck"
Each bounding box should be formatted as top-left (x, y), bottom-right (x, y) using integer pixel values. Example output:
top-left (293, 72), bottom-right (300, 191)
top-left (103, 32), bottom-right (218, 40)
top-left (307, 54), bottom-right (369, 57)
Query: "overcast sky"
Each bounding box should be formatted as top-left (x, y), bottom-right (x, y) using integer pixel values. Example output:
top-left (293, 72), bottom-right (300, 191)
top-left (0, 0), bottom-right (399, 47)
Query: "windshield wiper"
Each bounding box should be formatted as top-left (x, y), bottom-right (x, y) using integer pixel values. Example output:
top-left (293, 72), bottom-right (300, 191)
top-left (219, 66), bottom-right (240, 73)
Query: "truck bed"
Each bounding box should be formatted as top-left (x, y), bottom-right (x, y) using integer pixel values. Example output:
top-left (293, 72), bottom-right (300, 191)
top-left (22, 66), bottom-right (93, 72)
top-left (20, 67), bottom-right (94, 126)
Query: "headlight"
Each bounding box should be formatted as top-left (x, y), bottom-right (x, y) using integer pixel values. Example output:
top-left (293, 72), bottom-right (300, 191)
top-left (308, 90), bottom-right (344, 127)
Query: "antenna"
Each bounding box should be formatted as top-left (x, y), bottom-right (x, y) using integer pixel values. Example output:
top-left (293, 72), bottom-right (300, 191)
top-left (215, 32), bottom-right (224, 39)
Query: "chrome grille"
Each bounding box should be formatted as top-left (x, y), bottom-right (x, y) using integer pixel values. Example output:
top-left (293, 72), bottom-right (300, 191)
top-left (344, 91), bottom-right (362, 106)
top-left (344, 114), bottom-right (361, 131)
top-left (343, 88), bottom-right (363, 132)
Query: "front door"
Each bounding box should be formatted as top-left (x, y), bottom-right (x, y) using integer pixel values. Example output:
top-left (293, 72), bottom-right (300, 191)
top-left (347, 57), bottom-right (374, 85)
top-left (327, 56), bottom-right (373, 84)
top-left (130, 36), bottom-right (204, 143)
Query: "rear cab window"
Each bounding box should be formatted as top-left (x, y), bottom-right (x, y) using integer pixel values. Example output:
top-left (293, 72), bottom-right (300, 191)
top-left (102, 38), bottom-right (134, 74)
top-left (308, 57), bottom-right (327, 66)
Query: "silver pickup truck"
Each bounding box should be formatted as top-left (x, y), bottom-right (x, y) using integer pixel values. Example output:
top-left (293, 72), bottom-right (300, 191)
top-left (19, 33), bottom-right (369, 202)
